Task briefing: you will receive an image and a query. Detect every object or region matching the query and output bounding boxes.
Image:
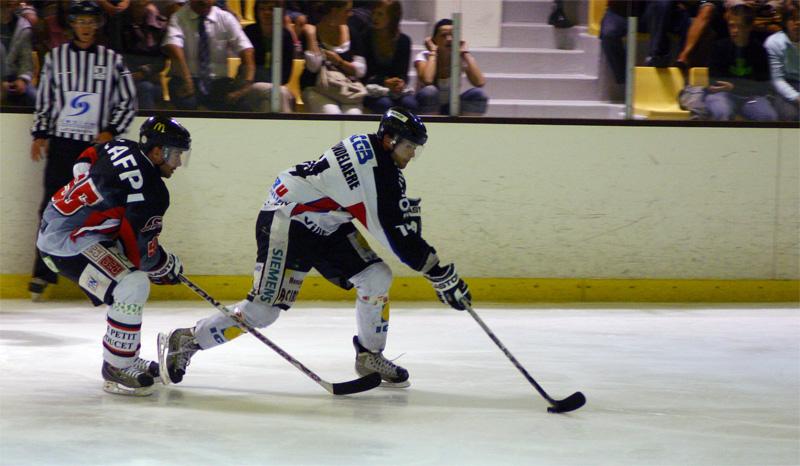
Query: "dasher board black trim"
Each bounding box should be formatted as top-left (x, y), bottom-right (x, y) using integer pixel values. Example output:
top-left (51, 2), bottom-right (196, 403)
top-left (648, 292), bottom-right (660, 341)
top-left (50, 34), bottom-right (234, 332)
top-left (3, 105), bottom-right (799, 129)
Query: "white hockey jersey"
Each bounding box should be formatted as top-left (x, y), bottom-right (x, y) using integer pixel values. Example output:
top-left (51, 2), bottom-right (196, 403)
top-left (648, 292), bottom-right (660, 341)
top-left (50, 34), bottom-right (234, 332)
top-left (264, 133), bottom-right (439, 273)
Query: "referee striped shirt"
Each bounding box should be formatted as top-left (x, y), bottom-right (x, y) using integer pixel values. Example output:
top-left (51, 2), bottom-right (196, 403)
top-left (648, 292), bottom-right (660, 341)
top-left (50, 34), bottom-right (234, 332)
top-left (31, 42), bottom-right (137, 142)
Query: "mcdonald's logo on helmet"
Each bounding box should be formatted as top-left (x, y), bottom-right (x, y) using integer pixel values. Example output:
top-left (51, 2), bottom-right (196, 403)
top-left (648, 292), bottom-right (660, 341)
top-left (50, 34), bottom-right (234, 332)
top-left (139, 116), bottom-right (191, 154)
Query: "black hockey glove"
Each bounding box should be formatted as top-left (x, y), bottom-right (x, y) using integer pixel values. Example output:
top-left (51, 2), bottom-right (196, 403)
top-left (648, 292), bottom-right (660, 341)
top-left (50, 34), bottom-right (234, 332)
top-left (147, 250), bottom-right (183, 285)
top-left (424, 263), bottom-right (471, 311)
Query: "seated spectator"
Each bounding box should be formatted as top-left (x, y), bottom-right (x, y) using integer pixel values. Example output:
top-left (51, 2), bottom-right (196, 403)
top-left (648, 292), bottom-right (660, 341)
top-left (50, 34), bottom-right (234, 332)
top-left (98, 0), bottom-right (130, 50)
top-left (704, 3), bottom-right (778, 119)
top-left (243, 0), bottom-right (294, 112)
top-left (118, 0), bottom-right (167, 109)
top-left (37, 0), bottom-right (71, 57)
top-left (162, 0), bottom-right (264, 111)
top-left (299, 0), bottom-right (366, 114)
top-left (414, 18), bottom-right (487, 116)
top-left (750, 0), bottom-right (785, 33)
top-left (676, 0), bottom-right (784, 72)
top-left (675, 0), bottom-right (728, 72)
top-left (764, 0), bottom-right (799, 120)
top-left (1, 0), bottom-right (36, 106)
top-left (285, 1), bottom-right (308, 56)
top-left (600, 0), bottom-right (691, 84)
top-left (361, 0), bottom-right (416, 114)
top-left (15, 1), bottom-right (39, 27)
top-left (158, 0), bottom-right (187, 20)
top-left (347, 0), bottom-right (374, 46)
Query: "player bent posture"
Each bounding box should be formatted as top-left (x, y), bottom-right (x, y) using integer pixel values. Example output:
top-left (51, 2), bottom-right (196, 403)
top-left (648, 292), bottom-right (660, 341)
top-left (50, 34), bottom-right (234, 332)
top-left (159, 107), bottom-right (471, 388)
top-left (36, 116), bottom-right (191, 396)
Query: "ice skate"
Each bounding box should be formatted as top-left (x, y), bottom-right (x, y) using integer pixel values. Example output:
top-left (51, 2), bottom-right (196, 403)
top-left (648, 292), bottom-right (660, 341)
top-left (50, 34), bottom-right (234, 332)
top-left (28, 278), bottom-right (48, 302)
top-left (101, 361), bottom-right (155, 396)
top-left (353, 336), bottom-right (410, 388)
top-left (132, 356), bottom-right (160, 380)
top-left (157, 327), bottom-right (200, 384)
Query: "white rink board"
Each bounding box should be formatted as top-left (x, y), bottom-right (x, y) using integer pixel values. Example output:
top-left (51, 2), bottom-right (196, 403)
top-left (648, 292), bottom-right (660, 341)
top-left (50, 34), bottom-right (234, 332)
top-left (0, 301), bottom-right (798, 465)
top-left (1, 114), bottom-right (798, 280)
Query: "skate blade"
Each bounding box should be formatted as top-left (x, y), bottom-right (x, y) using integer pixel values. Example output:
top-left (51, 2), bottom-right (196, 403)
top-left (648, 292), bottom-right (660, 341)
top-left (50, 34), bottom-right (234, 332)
top-left (379, 379), bottom-right (410, 389)
top-left (156, 332), bottom-right (171, 385)
top-left (102, 381), bottom-right (154, 397)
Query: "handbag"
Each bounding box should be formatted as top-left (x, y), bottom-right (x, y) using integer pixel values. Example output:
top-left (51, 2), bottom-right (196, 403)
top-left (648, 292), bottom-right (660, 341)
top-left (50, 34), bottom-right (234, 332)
top-left (315, 61), bottom-right (367, 105)
top-left (678, 85), bottom-right (709, 121)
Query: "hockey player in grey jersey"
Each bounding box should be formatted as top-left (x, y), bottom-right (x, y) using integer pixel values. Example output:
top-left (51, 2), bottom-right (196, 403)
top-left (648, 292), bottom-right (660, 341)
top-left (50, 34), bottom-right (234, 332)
top-left (159, 107), bottom-right (471, 388)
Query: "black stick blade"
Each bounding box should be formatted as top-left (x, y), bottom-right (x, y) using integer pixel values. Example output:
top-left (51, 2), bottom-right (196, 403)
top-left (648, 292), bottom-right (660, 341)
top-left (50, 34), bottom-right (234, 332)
top-left (546, 391), bottom-right (586, 414)
top-left (331, 372), bottom-right (382, 395)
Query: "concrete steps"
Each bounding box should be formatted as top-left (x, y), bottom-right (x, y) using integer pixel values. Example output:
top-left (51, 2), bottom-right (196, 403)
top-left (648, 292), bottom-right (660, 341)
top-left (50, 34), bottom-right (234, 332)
top-left (502, 0), bottom-right (557, 23)
top-left (398, 1), bottom-right (618, 119)
top-left (410, 72), bottom-right (602, 101)
top-left (488, 99), bottom-right (624, 118)
top-left (500, 22), bottom-right (593, 49)
top-left (410, 45), bottom-right (591, 74)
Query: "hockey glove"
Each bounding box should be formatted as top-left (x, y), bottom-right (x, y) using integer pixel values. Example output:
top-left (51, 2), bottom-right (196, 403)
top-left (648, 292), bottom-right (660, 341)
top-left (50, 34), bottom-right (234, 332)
top-left (424, 263), bottom-right (471, 311)
top-left (147, 250), bottom-right (183, 285)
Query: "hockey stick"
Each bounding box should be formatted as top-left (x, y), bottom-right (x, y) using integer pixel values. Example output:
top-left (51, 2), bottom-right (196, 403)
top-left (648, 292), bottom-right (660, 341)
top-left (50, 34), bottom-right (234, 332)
top-left (463, 302), bottom-right (586, 413)
top-left (178, 275), bottom-right (382, 395)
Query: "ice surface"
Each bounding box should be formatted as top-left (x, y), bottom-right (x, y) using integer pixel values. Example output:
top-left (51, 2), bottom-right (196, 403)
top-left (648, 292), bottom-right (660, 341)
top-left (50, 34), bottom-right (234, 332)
top-left (1, 300), bottom-right (798, 466)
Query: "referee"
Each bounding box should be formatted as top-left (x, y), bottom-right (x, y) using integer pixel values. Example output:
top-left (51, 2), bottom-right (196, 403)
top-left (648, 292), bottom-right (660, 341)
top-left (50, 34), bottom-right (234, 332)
top-left (28, 1), bottom-right (137, 301)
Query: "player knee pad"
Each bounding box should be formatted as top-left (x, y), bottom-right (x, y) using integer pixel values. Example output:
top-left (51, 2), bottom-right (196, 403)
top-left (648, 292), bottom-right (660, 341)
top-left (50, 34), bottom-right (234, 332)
top-left (239, 298), bottom-right (282, 328)
top-left (105, 272), bottom-right (148, 367)
top-left (112, 271), bottom-right (150, 305)
top-left (350, 262), bottom-right (392, 306)
top-left (351, 263), bottom-right (392, 352)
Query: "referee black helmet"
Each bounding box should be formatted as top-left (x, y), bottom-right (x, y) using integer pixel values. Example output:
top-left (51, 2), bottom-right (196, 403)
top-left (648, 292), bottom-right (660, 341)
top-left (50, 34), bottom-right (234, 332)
top-left (68, 1), bottom-right (103, 20)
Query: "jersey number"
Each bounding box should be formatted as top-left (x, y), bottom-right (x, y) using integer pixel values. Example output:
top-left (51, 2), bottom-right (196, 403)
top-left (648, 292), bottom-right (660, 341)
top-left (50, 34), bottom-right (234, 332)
top-left (290, 158), bottom-right (331, 178)
top-left (52, 175), bottom-right (104, 216)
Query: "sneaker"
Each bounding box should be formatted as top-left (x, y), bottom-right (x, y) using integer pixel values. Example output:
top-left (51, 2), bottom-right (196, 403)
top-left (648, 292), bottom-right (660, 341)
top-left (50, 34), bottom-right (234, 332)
top-left (101, 361), bottom-right (155, 396)
top-left (157, 328), bottom-right (200, 385)
top-left (28, 278), bottom-right (48, 302)
top-left (352, 336), bottom-right (410, 388)
top-left (548, 8), bottom-right (573, 28)
top-left (644, 55), bottom-right (671, 68)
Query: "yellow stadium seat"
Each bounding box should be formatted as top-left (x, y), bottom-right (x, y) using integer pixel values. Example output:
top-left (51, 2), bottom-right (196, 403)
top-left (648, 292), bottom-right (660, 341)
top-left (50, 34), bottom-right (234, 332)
top-left (588, 0), bottom-right (607, 36)
top-left (633, 66), bottom-right (690, 119)
top-left (228, 57), bottom-right (241, 78)
top-left (689, 67), bottom-right (709, 87)
top-left (243, 0), bottom-right (256, 23)
top-left (227, 0), bottom-right (241, 19)
top-left (288, 58), bottom-right (304, 111)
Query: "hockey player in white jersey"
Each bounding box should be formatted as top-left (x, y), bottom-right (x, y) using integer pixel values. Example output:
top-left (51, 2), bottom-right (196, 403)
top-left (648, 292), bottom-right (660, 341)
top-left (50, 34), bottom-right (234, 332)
top-left (158, 107), bottom-right (471, 388)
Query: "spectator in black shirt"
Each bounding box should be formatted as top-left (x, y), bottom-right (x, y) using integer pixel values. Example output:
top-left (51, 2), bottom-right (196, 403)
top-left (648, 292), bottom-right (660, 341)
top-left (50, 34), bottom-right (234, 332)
top-left (118, 0), bottom-right (167, 109)
top-left (243, 0), bottom-right (295, 112)
top-left (362, 0), bottom-right (416, 114)
top-left (1, 0), bottom-right (36, 106)
top-left (704, 3), bottom-right (778, 120)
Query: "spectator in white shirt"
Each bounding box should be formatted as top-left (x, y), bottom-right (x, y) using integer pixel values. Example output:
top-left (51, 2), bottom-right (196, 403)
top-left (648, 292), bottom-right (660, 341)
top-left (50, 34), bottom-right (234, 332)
top-left (765, 0), bottom-right (799, 120)
top-left (414, 18), bottom-right (487, 116)
top-left (162, 0), bottom-right (264, 110)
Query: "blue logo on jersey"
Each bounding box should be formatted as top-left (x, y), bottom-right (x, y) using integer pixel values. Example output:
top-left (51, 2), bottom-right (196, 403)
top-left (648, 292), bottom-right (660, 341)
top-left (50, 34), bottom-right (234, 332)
top-left (350, 135), bottom-right (374, 164)
top-left (68, 93), bottom-right (93, 116)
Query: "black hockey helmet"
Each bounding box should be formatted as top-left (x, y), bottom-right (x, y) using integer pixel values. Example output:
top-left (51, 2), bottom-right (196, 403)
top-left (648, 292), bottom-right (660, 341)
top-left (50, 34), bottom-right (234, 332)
top-left (68, 1), bottom-right (103, 20)
top-left (139, 116), bottom-right (192, 167)
top-left (377, 107), bottom-right (428, 146)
